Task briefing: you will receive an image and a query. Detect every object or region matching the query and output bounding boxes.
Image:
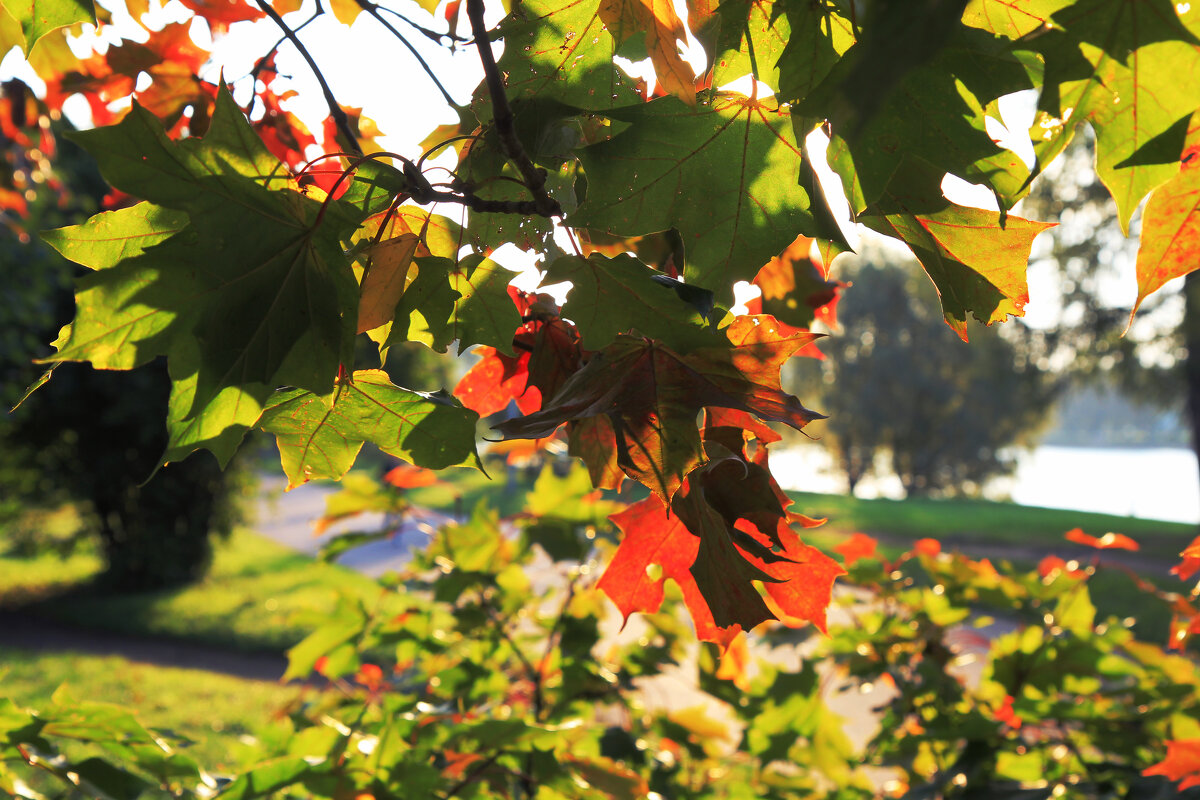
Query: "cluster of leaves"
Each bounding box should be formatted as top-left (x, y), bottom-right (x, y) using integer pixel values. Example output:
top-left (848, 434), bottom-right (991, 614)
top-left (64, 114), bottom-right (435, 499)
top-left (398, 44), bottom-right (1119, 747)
top-left (7, 469), bottom-right (1200, 799)
top-left (9, 0), bottom-right (1200, 650)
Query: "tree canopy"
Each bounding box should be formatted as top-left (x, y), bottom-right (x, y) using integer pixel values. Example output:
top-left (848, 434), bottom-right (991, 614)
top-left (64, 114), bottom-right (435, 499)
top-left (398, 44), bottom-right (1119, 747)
top-left (4, 0), bottom-right (1200, 644)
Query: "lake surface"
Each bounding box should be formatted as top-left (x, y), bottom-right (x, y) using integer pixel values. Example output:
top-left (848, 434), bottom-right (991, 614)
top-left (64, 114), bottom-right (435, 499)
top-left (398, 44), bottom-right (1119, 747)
top-left (770, 445), bottom-right (1200, 525)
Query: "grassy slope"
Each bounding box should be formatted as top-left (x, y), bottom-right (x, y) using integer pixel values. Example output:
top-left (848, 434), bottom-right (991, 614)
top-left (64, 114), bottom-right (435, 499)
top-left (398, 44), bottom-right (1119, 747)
top-left (1, 527), bottom-right (380, 651)
top-left (789, 491), bottom-right (1196, 559)
top-left (1, 650), bottom-right (298, 771)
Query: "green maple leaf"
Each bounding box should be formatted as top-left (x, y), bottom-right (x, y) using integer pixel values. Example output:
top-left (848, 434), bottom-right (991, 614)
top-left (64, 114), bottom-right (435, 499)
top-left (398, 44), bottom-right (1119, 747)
top-left (775, 0), bottom-right (856, 104)
top-left (1024, 0), bottom-right (1200, 231)
top-left (1, 0), bottom-right (93, 53)
top-left (691, 0), bottom-right (797, 90)
top-left (41, 205), bottom-right (199, 369)
top-left (496, 0), bottom-right (645, 111)
top-left (164, 341), bottom-right (270, 468)
top-left (383, 256), bottom-right (521, 356)
top-left (797, 26), bottom-right (1034, 212)
top-left (258, 370), bottom-right (479, 488)
top-left (570, 94), bottom-right (835, 302)
top-left (542, 253), bottom-right (718, 351)
top-left (68, 88), bottom-right (361, 416)
top-left (860, 157), bottom-right (1054, 339)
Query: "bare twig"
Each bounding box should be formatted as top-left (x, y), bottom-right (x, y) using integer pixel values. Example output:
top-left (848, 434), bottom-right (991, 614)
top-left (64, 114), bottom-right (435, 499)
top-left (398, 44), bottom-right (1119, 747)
top-left (464, 0), bottom-right (561, 217)
top-left (353, 0), bottom-right (458, 106)
top-left (376, 2), bottom-right (466, 44)
top-left (251, 0), bottom-right (362, 154)
top-left (440, 751), bottom-right (504, 799)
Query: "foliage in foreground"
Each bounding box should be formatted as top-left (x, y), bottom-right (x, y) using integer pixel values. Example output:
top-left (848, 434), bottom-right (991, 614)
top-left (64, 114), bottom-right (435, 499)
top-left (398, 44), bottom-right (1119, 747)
top-left (3, 0), bottom-right (1200, 641)
top-left (5, 468), bottom-right (1200, 799)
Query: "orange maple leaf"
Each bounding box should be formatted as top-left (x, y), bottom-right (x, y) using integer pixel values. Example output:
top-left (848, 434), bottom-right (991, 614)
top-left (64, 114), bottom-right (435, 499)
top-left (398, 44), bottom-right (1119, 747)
top-left (1143, 739), bottom-right (1200, 790)
top-left (913, 538), bottom-right (941, 557)
top-left (835, 533), bottom-right (877, 566)
top-left (383, 463), bottom-right (438, 489)
top-left (1064, 528), bottom-right (1139, 551)
top-left (1173, 535), bottom-right (1200, 581)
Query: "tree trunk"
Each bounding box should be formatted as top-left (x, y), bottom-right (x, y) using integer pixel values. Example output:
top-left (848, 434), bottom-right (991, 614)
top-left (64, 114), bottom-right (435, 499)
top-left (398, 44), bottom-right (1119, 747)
top-left (1185, 272), bottom-right (1200, 519)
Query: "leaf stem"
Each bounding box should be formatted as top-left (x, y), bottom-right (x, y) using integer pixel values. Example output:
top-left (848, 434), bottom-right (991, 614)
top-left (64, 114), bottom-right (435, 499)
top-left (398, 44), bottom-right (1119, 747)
top-left (252, 0), bottom-right (362, 154)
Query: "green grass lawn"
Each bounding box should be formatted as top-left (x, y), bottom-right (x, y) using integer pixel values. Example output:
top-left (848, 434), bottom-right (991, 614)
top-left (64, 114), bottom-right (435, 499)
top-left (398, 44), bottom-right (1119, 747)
top-left (1, 527), bottom-right (380, 652)
top-left (788, 491), bottom-right (1197, 559)
top-left (1, 649), bottom-right (298, 772)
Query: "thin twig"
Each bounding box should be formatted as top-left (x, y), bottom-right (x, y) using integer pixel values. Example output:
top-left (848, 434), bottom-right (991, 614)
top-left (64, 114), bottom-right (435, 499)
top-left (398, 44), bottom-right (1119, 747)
top-left (464, 0), bottom-right (560, 217)
top-left (440, 751), bottom-right (504, 799)
top-left (252, 0), bottom-right (362, 155)
top-left (376, 2), bottom-right (466, 43)
top-left (353, 0), bottom-right (458, 106)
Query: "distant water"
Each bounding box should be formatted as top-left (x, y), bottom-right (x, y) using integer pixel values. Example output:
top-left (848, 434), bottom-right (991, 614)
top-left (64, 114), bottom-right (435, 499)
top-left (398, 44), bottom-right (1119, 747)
top-left (770, 445), bottom-right (1200, 526)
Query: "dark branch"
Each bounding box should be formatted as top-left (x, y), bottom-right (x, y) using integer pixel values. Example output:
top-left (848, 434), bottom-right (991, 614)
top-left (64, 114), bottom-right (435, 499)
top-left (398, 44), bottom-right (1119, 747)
top-left (464, 0), bottom-right (561, 217)
top-left (353, 0), bottom-right (458, 107)
top-left (251, 0), bottom-right (362, 155)
top-left (375, 1), bottom-right (466, 44)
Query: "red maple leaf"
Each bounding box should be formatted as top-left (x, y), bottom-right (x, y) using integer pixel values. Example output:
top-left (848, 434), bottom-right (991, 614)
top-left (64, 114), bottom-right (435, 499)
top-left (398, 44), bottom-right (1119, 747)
top-left (497, 316), bottom-right (824, 501)
top-left (597, 434), bottom-right (842, 644)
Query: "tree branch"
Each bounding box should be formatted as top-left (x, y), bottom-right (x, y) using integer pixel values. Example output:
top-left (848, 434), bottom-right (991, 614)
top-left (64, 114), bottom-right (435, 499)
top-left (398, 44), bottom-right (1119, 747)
top-left (353, 0), bottom-right (458, 107)
top-left (464, 0), bottom-right (561, 217)
top-left (251, 0), bottom-right (362, 155)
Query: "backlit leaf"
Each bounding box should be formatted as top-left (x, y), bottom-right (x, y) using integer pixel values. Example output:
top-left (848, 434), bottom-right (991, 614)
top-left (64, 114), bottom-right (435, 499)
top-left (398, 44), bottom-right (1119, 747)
top-left (859, 157), bottom-right (1053, 339)
top-left (67, 88), bottom-right (361, 413)
top-left (2, 0), bottom-right (93, 53)
top-left (258, 369), bottom-right (478, 488)
top-left (1142, 739), bottom-right (1200, 791)
top-left (1025, 0), bottom-right (1200, 231)
top-left (570, 94), bottom-right (824, 302)
top-left (598, 0), bottom-right (696, 104)
top-left (495, 0), bottom-right (645, 111)
top-left (1133, 116), bottom-right (1200, 318)
top-left (496, 319), bottom-right (822, 500)
top-left (357, 233), bottom-right (420, 334)
top-left (542, 253), bottom-right (718, 351)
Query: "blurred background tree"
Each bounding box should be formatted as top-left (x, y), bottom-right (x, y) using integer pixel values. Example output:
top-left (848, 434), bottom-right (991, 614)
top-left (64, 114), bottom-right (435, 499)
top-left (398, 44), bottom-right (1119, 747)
top-left (797, 252), bottom-right (1059, 497)
top-left (0, 79), bottom-right (245, 591)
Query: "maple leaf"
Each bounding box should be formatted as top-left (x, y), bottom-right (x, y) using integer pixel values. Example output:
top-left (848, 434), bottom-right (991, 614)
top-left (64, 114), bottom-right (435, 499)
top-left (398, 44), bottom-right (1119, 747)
top-left (454, 345), bottom-right (538, 417)
top-left (1173, 535), bottom-right (1200, 581)
top-left (834, 533), bottom-right (877, 566)
top-left (454, 312), bottom-right (582, 417)
top-left (357, 234), bottom-right (420, 334)
top-left (61, 88), bottom-right (362, 425)
top-left (752, 236), bottom-right (844, 331)
top-left (799, 25), bottom-right (1034, 212)
top-left (542, 253), bottom-right (718, 352)
top-left (1133, 114), bottom-right (1200, 320)
top-left (598, 0), bottom-right (696, 105)
top-left (570, 94), bottom-right (838, 303)
top-left (2, 0), bottom-right (94, 53)
top-left (495, 0), bottom-right (645, 111)
top-left (258, 369), bottom-right (478, 489)
top-left (599, 438), bottom-right (841, 642)
top-left (1022, 0), bottom-right (1200, 231)
top-left (1064, 528), bottom-right (1139, 551)
top-left (1143, 739), bottom-right (1200, 791)
top-left (859, 156), bottom-right (1053, 340)
top-left (496, 317), bottom-right (822, 500)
